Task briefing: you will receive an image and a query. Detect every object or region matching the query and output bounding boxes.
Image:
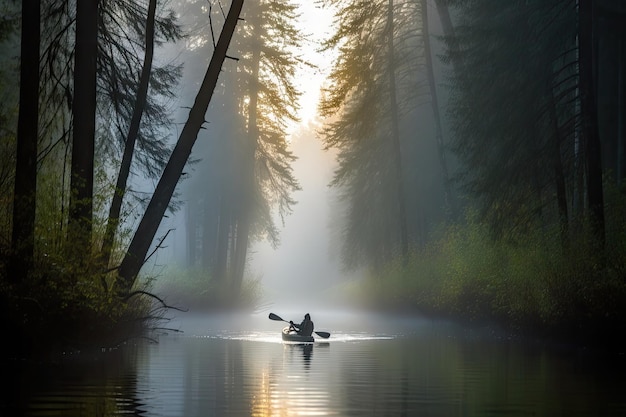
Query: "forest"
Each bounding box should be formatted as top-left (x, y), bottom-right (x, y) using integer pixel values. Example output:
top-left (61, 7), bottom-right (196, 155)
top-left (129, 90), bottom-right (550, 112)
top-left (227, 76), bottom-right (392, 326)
top-left (1, 0), bottom-right (625, 356)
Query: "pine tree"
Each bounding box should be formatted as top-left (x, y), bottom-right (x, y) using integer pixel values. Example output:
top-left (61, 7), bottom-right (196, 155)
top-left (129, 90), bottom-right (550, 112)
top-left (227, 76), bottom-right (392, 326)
top-left (181, 0), bottom-right (302, 296)
top-left (319, 0), bottom-right (422, 269)
top-left (11, 0), bottom-right (40, 279)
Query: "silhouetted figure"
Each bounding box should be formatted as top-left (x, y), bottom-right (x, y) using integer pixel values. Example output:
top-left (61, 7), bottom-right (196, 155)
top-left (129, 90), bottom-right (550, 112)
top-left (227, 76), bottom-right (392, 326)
top-left (289, 313), bottom-right (314, 337)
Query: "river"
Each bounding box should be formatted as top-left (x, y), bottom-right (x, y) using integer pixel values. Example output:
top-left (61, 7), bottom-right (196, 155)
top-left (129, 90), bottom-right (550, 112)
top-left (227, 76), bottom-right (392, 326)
top-left (3, 310), bottom-right (625, 416)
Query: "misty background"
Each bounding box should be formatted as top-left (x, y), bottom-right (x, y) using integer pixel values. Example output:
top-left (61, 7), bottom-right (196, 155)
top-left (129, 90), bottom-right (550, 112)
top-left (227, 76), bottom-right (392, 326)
top-left (144, 1), bottom-right (350, 308)
top-left (3, 0), bottom-right (625, 352)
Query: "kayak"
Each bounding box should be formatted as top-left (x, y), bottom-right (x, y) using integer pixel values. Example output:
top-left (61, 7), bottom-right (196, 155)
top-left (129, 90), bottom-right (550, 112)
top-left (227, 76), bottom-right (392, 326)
top-left (282, 326), bottom-right (314, 343)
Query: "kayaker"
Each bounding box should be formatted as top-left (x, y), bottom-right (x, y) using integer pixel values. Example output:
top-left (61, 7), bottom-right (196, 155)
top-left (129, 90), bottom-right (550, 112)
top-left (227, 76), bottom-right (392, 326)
top-left (289, 313), bottom-right (314, 337)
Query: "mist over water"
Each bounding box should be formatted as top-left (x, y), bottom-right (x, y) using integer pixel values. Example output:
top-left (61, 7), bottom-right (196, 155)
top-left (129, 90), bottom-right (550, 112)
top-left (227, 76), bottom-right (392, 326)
top-left (166, 308), bottom-right (428, 341)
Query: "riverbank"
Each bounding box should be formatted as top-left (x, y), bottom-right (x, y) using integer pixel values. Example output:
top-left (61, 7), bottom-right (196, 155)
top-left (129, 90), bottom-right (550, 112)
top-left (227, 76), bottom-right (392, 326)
top-left (335, 220), bottom-right (626, 352)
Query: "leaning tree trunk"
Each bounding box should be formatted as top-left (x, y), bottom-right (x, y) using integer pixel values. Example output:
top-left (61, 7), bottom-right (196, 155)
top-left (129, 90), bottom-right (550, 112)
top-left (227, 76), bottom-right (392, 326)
top-left (11, 0), bottom-right (41, 281)
top-left (68, 0), bottom-right (98, 249)
top-left (578, 0), bottom-right (605, 252)
top-left (117, 0), bottom-right (245, 293)
top-left (100, 0), bottom-right (157, 271)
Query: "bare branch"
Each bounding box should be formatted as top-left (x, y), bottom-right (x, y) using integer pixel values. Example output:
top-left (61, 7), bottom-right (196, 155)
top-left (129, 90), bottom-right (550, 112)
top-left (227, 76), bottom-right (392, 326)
top-left (123, 289), bottom-right (189, 312)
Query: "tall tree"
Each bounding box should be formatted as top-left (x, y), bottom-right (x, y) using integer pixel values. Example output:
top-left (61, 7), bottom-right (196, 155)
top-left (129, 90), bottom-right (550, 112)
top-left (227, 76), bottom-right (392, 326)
top-left (97, 0), bottom-right (183, 180)
top-left (421, 0), bottom-right (455, 220)
top-left (68, 0), bottom-right (98, 248)
top-left (578, 0), bottom-right (605, 250)
top-left (386, 0), bottom-right (409, 263)
top-left (227, 0), bottom-right (301, 292)
top-left (33, 0), bottom-right (182, 259)
top-left (319, 0), bottom-right (422, 269)
top-left (180, 0), bottom-right (302, 296)
top-left (11, 0), bottom-right (40, 277)
top-left (0, 6), bottom-right (20, 235)
top-left (434, 0), bottom-right (463, 76)
top-left (443, 0), bottom-right (619, 255)
top-left (100, 0), bottom-right (158, 269)
top-left (117, 0), bottom-right (245, 294)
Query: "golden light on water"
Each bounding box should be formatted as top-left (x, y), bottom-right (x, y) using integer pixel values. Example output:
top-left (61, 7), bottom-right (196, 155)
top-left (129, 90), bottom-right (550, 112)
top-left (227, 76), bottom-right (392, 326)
top-left (249, 344), bottom-right (333, 416)
top-left (250, 370), bottom-right (274, 416)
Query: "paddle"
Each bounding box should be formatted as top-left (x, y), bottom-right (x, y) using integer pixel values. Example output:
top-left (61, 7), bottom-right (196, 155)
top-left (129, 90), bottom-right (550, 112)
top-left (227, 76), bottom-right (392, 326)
top-left (268, 313), bottom-right (331, 339)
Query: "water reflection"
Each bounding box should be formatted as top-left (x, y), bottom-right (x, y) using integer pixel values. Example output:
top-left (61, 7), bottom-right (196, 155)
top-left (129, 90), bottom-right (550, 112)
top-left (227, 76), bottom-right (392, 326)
top-left (285, 343), bottom-right (314, 369)
top-left (250, 342), bottom-right (333, 416)
top-left (3, 347), bottom-right (146, 416)
top-left (5, 315), bottom-right (626, 416)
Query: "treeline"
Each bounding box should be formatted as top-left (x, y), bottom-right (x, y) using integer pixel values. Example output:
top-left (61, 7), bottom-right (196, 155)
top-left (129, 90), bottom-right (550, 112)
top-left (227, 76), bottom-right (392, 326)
top-left (175, 0), bottom-right (303, 300)
top-left (319, 0), bottom-right (626, 341)
top-left (1, 0), bottom-right (303, 352)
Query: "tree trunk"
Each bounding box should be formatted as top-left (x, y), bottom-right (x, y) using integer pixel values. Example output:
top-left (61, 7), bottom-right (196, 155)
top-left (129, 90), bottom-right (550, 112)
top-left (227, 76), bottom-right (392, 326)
top-left (100, 0), bottom-right (157, 270)
top-left (117, 0), bottom-right (244, 293)
top-left (421, 0), bottom-right (455, 220)
top-left (579, 0), bottom-right (605, 252)
top-left (186, 201), bottom-right (197, 266)
top-left (549, 89), bottom-right (569, 249)
top-left (231, 36), bottom-right (261, 295)
top-left (618, 39), bottom-right (625, 187)
top-left (434, 0), bottom-right (463, 76)
top-left (68, 0), bottom-right (98, 248)
top-left (387, 0), bottom-right (409, 262)
top-left (202, 197), bottom-right (219, 270)
top-left (214, 195), bottom-right (231, 284)
top-left (11, 0), bottom-right (40, 280)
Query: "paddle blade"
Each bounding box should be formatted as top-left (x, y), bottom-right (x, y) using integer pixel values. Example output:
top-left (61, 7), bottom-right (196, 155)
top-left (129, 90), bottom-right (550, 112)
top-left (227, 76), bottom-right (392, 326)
top-left (269, 313), bottom-right (285, 322)
top-left (315, 331), bottom-right (330, 339)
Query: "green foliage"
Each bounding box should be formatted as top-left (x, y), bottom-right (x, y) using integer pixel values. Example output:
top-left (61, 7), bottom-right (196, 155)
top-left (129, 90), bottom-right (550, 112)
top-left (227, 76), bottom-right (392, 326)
top-left (0, 246), bottom-right (153, 354)
top-left (179, 0), bottom-right (303, 293)
top-left (342, 0), bottom-right (626, 346)
top-left (149, 264), bottom-right (262, 312)
top-left (320, 0), bottom-right (427, 269)
top-left (2, 138), bottom-right (168, 357)
top-left (359, 196), bottom-right (626, 342)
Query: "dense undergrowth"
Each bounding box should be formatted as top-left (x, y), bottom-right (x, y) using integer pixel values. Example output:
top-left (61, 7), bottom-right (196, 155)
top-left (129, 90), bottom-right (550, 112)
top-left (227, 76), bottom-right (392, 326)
top-left (0, 257), bottom-right (153, 357)
top-left (148, 264), bottom-right (263, 312)
top-left (355, 192), bottom-right (626, 348)
top-left (0, 249), bottom-right (263, 358)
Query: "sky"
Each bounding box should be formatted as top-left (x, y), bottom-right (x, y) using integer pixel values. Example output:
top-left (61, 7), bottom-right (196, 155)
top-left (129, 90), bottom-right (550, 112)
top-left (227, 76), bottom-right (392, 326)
top-left (287, 1), bottom-right (337, 129)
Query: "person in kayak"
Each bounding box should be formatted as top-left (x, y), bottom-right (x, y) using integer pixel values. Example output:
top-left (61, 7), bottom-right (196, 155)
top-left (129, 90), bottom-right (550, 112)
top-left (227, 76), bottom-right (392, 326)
top-left (289, 313), bottom-right (314, 337)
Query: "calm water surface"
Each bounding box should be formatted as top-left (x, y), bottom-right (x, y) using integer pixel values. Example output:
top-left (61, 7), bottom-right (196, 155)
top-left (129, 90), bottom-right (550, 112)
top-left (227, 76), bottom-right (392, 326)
top-left (4, 311), bottom-right (626, 416)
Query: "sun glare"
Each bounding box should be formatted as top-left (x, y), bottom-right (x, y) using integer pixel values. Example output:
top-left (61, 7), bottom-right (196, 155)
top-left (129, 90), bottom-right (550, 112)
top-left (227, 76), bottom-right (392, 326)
top-left (288, 1), bottom-right (337, 135)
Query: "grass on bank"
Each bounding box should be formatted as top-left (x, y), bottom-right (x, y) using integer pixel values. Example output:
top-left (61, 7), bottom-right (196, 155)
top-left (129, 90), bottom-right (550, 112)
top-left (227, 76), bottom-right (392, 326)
top-left (148, 264), bottom-right (263, 312)
top-left (355, 207), bottom-right (626, 344)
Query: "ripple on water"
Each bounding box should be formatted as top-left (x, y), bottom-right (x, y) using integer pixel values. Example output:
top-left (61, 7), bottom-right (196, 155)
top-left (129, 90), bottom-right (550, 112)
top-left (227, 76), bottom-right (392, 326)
top-left (9, 316), bottom-right (626, 417)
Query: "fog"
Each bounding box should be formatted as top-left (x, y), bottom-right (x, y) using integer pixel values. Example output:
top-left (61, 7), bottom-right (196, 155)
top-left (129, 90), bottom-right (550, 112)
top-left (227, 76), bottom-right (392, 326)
top-left (131, 0), bottom-right (459, 316)
top-left (245, 2), bottom-right (354, 310)
top-left (250, 125), bottom-right (354, 309)
top-left (137, 1), bottom-right (358, 312)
